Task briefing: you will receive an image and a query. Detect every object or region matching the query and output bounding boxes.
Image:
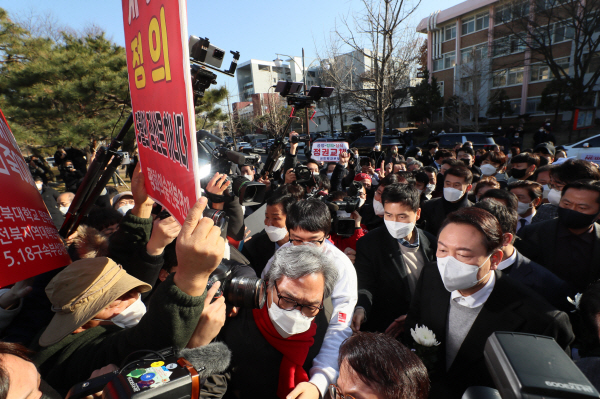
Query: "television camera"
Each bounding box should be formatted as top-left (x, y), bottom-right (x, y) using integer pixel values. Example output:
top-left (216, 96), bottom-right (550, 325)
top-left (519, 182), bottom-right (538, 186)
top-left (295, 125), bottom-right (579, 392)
top-left (197, 130), bottom-right (266, 207)
top-left (188, 36), bottom-right (239, 104)
top-left (308, 181), bottom-right (363, 237)
top-left (258, 81), bottom-right (334, 181)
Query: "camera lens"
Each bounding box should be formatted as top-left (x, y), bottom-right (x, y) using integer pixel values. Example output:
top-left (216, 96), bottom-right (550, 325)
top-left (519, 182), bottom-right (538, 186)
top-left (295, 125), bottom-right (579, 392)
top-left (225, 277), bottom-right (266, 309)
top-left (203, 209), bottom-right (226, 228)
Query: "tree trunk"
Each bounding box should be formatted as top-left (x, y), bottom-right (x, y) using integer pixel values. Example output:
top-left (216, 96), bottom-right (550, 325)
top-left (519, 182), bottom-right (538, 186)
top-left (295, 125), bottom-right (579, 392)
top-left (337, 95), bottom-right (345, 133)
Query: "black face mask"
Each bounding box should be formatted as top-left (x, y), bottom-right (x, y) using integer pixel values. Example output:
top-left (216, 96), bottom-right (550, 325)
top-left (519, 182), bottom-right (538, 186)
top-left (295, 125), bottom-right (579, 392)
top-left (460, 158), bottom-right (471, 166)
top-left (510, 168), bottom-right (527, 179)
top-left (558, 207), bottom-right (600, 230)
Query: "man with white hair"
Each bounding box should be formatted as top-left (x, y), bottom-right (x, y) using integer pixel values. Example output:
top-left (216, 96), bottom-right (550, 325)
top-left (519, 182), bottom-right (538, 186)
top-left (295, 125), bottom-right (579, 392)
top-left (209, 245), bottom-right (339, 398)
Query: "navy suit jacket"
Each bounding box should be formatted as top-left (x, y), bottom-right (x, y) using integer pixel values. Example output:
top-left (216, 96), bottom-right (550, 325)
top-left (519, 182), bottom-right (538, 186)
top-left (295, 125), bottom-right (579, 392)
top-left (505, 250), bottom-right (574, 311)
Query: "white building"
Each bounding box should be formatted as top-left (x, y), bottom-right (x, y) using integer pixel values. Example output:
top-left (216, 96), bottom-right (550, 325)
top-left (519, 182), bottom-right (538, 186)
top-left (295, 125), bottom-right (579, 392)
top-left (236, 57), bottom-right (321, 102)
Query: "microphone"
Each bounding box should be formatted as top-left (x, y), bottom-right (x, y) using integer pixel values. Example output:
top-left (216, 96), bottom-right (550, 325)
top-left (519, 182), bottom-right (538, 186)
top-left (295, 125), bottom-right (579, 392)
top-left (66, 343), bottom-right (232, 399)
top-left (179, 342), bottom-right (231, 379)
top-left (223, 149), bottom-right (247, 166)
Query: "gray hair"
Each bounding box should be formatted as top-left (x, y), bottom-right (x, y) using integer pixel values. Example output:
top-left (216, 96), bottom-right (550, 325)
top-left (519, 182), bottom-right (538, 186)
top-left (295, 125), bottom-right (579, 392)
top-left (407, 158), bottom-right (423, 168)
top-left (265, 245), bottom-right (338, 298)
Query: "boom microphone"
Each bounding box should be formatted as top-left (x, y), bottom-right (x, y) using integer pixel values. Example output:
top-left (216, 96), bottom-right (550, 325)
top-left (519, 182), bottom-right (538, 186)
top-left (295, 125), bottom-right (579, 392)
top-left (179, 342), bottom-right (232, 379)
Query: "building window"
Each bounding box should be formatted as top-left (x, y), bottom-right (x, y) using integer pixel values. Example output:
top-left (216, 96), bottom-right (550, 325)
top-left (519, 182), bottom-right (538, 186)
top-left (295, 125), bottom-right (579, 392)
top-left (509, 99), bottom-right (522, 114)
top-left (258, 64), bottom-right (270, 72)
top-left (495, 2), bottom-right (528, 25)
top-left (437, 81), bottom-right (445, 97)
top-left (476, 12), bottom-right (489, 30)
top-left (493, 67), bottom-right (524, 87)
top-left (444, 24), bottom-right (456, 41)
top-left (507, 67), bottom-right (524, 85)
top-left (433, 51), bottom-right (456, 71)
top-left (552, 22), bottom-right (575, 43)
top-left (526, 97), bottom-right (544, 114)
top-left (461, 44), bottom-right (488, 63)
top-left (587, 53), bottom-right (600, 74)
top-left (444, 51), bottom-right (456, 69)
top-left (493, 34), bottom-right (526, 57)
top-left (461, 78), bottom-right (473, 93)
top-left (530, 64), bottom-right (550, 82)
top-left (462, 17), bottom-right (475, 35)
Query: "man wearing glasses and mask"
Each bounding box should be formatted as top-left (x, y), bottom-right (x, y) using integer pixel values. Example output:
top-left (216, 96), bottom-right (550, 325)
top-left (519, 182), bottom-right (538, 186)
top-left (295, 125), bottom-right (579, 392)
top-left (260, 199), bottom-right (358, 399)
top-left (208, 245), bottom-right (339, 399)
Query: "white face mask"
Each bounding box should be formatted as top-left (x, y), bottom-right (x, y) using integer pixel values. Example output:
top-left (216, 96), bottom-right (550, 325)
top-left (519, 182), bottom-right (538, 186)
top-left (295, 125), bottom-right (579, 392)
top-left (358, 198), bottom-right (366, 208)
top-left (242, 174), bottom-right (254, 181)
top-left (59, 206), bottom-right (69, 215)
top-left (517, 201), bottom-right (533, 216)
top-left (268, 297), bottom-right (314, 338)
top-left (36, 183), bottom-right (43, 191)
top-left (117, 204), bottom-right (135, 216)
top-left (384, 220), bottom-right (415, 240)
top-left (312, 171), bottom-right (320, 176)
top-left (425, 183), bottom-right (435, 195)
top-left (265, 225), bottom-right (288, 242)
top-left (480, 164), bottom-right (497, 176)
top-left (443, 187), bottom-right (464, 202)
top-left (542, 184), bottom-right (550, 199)
top-left (110, 295), bottom-right (146, 328)
top-left (417, 188), bottom-right (423, 195)
top-left (374, 145), bottom-right (381, 151)
top-left (548, 188), bottom-right (562, 206)
top-left (373, 199), bottom-right (385, 216)
top-left (437, 254), bottom-right (492, 292)
top-left (326, 173), bottom-right (333, 180)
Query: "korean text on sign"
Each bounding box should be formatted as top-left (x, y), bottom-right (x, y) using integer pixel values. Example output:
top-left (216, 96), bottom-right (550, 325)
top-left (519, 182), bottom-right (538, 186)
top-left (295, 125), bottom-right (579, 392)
top-left (122, 0), bottom-right (199, 225)
top-left (0, 109), bottom-right (70, 287)
top-left (312, 141), bottom-right (350, 162)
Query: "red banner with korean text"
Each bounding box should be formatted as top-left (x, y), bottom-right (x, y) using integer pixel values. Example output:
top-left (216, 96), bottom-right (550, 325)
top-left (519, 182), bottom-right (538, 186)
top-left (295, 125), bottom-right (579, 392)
top-left (0, 110), bottom-right (71, 286)
top-left (122, 0), bottom-right (199, 224)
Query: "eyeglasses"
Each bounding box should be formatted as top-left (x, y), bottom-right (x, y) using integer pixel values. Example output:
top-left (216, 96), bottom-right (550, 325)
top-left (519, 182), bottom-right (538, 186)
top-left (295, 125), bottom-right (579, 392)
top-left (288, 236), bottom-right (326, 246)
top-left (329, 384), bottom-right (356, 399)
top-left (273, 281), bottom-right (323, 317)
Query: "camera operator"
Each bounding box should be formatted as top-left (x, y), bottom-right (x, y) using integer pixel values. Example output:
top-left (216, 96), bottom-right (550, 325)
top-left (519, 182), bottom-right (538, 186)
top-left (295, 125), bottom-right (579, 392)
top-left (261, 199), bottom-right (358, 399)
top-left (330, 151), bottom-right (361, 192)
top-left (32, 197), bottom-right (226, 396)
top-left (353, 184), bottom-right (437, 335)
top-left (203, 172), bottom-right (246, 243)
top-left (242, 192), bottom-right (298, 277)
top-left (60, 159), bottom-right (84, 192)
top-left (328, 184), bottom-right (368, 259)
top-left (206, 245), bottom-right (338, 399)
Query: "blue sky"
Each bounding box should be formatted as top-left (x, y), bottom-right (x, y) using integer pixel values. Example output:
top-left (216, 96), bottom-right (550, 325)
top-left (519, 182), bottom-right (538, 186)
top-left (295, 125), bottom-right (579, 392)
top-left (1, 0), bottom-right (462, 101)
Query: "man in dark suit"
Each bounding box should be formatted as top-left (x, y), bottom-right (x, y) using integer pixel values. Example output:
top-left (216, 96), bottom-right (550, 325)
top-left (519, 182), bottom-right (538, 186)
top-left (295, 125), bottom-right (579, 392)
top-left (241, 193), bottom-right (296, 277)
top-left (352, 184), bottom-right (436, 334)
top-left (516, 180), bottom-right (600, 293)
top-left (474, 199), bottom-right (573, 310)
top-left (405, 207), bottom-right (574, 399)
top-left (420, 165), bottom-right (474, 236)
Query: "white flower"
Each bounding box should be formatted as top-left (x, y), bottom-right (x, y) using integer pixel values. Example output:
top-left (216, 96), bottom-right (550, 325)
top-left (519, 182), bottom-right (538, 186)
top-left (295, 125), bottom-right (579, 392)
top-left (411, 324), bottom-right (441, 347)
top-left (567, 293), bottom-right (582, 311)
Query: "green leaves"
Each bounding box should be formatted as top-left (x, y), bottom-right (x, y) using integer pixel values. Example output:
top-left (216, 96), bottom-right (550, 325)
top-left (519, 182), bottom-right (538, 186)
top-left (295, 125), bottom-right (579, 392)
top-left (0, 8), bottom-right (130, 148)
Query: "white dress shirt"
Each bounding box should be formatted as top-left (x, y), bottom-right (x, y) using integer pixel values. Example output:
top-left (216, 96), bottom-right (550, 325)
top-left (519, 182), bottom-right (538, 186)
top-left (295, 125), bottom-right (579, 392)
top-left (450, 271), bottom-right (496, 309)
top-left (262, 241), bottom-right (358, 395)
top-left (497, 249), bottom-right (518, 271)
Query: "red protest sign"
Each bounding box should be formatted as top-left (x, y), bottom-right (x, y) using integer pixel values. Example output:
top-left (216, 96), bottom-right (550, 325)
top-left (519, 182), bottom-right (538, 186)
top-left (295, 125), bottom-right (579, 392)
top-left (122, 0), bottom-right (199, 224)
top-left (0, 110), bottom-right (71, 286)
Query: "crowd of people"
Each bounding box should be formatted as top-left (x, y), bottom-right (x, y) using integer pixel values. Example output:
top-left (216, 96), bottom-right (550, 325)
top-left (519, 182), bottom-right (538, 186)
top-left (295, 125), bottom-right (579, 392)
top-left (2, 127), bottom-right (600, 399)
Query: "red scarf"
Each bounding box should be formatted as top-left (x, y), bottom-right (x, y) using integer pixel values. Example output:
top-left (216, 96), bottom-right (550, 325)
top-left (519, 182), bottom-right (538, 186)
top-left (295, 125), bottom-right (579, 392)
top-left (252, 304), bottom-right (317, 399)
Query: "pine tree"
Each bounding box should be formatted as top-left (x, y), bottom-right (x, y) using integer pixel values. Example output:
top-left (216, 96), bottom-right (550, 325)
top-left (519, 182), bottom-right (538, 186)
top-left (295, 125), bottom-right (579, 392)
top-left (0, 8), bottom-right (131, 148)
